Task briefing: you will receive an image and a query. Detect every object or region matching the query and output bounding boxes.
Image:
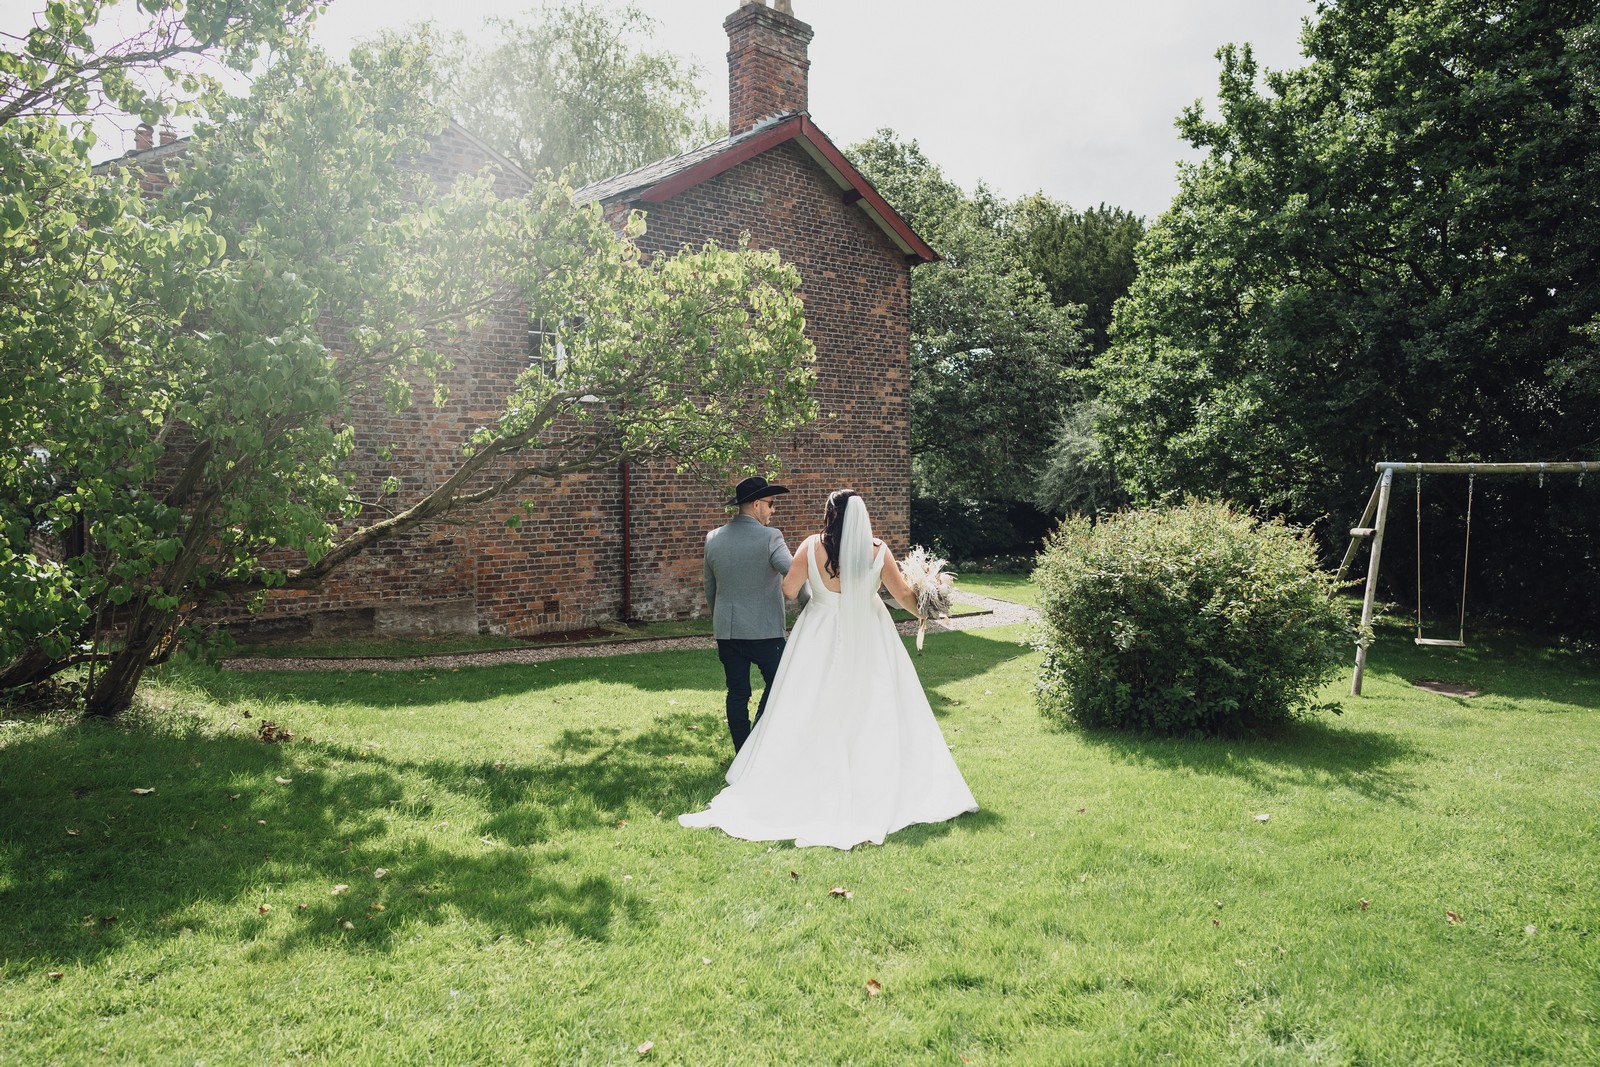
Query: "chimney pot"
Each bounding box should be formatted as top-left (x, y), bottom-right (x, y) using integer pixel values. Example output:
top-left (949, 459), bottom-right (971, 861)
top-left (725, 2), bottom-right (813, 137)
top-left (159, 126), bottom-right (176, 145)
top-left (134, 123), bottom-right (153, 151)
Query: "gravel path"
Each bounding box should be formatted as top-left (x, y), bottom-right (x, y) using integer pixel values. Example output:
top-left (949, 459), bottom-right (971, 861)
top-left (220, 592), bottom-right (1038, 673)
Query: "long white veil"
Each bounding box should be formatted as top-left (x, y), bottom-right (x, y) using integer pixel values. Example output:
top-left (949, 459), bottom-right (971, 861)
top-left (836, 494), bottom-right (881, 654)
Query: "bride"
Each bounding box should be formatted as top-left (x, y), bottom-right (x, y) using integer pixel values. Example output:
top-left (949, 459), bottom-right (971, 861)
top-left (679, 490), bottom-right (978, 850)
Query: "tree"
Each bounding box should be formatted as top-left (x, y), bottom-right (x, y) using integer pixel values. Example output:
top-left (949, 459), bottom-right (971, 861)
top-left (2, 19), bottom-right (814, 717)
top-left (847, 131), bottom-right (1085, 505)
top-left (1, 0), bottom-right (319, 126)
top-left (1009, 196), bottom-right (1143, 515)
top-left (435, 2), bottom-right (721, 185)
top-left (1011, 195), bottom-right (1144, 354)
top-left (1093, 0), bottom-right (1600, 627)
top-left (2, 0), bottom-right (324, 702)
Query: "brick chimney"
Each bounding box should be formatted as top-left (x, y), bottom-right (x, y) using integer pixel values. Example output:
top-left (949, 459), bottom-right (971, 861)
top-left (134, 123), bottom-right (153, 151)
top-left (724, 1), bottom-right (814, 137)
top-left (159, 126), bottom-right (176, 145)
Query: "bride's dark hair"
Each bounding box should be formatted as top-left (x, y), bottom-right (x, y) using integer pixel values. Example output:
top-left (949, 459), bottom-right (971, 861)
top-left (819, 489), bottom-right (859, 579)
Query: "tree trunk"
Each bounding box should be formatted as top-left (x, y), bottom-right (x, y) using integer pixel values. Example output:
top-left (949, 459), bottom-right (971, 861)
top-left (82, 607), bottom-right (175, 719)
top-left (0, 645), bottom-right (58, 691)
top-left (83, 643), bottom-right (154, 719)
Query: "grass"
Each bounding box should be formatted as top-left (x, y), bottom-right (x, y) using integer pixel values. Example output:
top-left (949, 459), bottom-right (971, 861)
top-left (2, 612), bottom-right (1597, 1064)
top-left (230, 604), bottom-right (985, 660)
top-left (952, 571), bottom-right (1040, 610)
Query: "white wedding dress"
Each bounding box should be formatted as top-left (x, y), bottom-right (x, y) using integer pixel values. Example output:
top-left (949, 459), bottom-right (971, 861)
top-left (680, 496), bottom-right (978, 850)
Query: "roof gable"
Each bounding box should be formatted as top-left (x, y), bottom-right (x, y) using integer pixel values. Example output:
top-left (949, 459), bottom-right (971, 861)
top-left (574, 114), bottom-right (937, 263)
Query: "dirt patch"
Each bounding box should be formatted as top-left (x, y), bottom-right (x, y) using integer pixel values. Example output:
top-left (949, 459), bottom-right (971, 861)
top-left (1411, 679), bottom-right (1481, 698)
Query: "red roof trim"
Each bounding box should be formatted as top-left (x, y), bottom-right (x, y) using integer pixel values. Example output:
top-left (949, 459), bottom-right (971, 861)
top-left (636, 115), bottom-right (937, 263)
top-left (790, 116), bottom-right (937, 263)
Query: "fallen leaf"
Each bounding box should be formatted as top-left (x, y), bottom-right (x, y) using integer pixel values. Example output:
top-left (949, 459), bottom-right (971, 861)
top-left (296, 904), bottom-right (308, 911)
top-left (1446, 910), bottom-right (1463, 925)
top-left (1077, 807), bottom-right (1086, 814)
top-left (701, 957), bottom-right (712, 966)
top-left (866, 979), bottom-right (882, 997)
top-left (1359, 899), bottom-right (1370, 911)
top-left (130, 787), bottom-right (156, 796)
top-left (369, 903), bottom-right (385, 911)
top-left (66, 829), bottom-right (80, 836)
top-left (332, 884), bottom-right (350, 895)
top-left (790, 870), bottom-right (799, 881)
top-left (1212, 918), bottom-right (1220, 928)
top-left (47, 971), bottom-right (64, 980)
top-left (341, 920), bottom-right (355, 930)
top-left (687, 724), bottom-right (700, 731)
top-left (258, 904), bottom-right (271, 915)
top-left (274, 776), bottom-right (292, 785)
top-left (616, 819), bottom-right (628, 828)
top-left (492, 760), bottom-right (505, 771)
top-left (1214, 900), bottom-right (1224, 908)
top-left (1254, 813), bottom-right (1270, 822)
top-left (1524, 924), bottom-right (1537, 935)
top-left (256, 819), bottom-right (266, 826)
top-left (828, 886), bottom-right (853, 899)
top-left (373, 868), bottom-right (389, 879)
top-left (100, 916), bottom-right (117, 926)
top-left (637, 1041), bottom-right (654, 1055)
top-left (226, 793), bottom-right (239, 801)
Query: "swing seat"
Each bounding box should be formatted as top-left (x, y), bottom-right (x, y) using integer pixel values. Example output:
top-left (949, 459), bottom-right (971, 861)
top-left (1414, 637), bottom-right (1466, 648)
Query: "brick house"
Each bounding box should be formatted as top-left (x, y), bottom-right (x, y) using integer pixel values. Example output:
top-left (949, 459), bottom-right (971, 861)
top-left (129, 0), bottom-right (933, 640)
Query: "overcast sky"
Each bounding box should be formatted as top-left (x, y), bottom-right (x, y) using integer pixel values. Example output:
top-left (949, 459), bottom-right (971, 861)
top-left (22, 0), bottom-right (1317, 219)
top-left (315, 0), bottom-right (1315, 219)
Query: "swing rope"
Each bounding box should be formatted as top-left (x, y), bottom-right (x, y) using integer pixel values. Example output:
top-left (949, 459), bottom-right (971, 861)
top-left (1414, 471), bottom-right (1423, 641)
top-left (1414, 470), bottom-right (1475, 647)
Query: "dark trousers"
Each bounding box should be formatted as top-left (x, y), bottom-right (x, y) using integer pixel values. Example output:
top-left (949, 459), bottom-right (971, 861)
top-left (717, 637), bottom-right (786, 751)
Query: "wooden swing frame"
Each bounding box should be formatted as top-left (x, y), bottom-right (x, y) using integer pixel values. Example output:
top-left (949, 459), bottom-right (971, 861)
top-left (1338, 461), bottom-right (1595, 696)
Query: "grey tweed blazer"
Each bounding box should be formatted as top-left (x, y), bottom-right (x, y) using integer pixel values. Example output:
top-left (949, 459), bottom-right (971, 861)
top-left (703, 515), bottom-right (805, 640)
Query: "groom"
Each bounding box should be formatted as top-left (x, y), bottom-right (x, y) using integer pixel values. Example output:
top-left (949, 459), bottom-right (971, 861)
top-left (704, 476), bottom-right (807, 752)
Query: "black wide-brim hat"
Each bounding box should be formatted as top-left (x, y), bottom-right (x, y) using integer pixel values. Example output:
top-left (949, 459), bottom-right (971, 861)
top-left (725, 475), bottom-right (790, 507)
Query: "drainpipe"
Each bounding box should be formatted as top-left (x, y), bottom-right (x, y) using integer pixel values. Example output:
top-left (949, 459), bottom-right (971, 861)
top-left (620, 459), bottom-right (633, 623)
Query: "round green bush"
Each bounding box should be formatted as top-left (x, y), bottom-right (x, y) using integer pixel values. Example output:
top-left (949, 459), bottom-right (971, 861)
top-left (1034, 499), bottom-right (1351, 735)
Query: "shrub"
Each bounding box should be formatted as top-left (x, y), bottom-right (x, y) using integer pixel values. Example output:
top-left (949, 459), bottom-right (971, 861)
top-left (1034, 499), bottom-right (1351, 735)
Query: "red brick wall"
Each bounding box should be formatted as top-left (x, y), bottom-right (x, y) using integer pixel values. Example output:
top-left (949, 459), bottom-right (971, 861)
top-left (227, 127), bottom-right (635, 639)
top-left (122, 124), bottom-right (911, 639)
top-left (614, 139), bottom-right (913, 621)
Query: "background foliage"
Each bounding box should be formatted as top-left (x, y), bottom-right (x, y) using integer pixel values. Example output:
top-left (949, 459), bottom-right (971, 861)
top-left (848, 132), bottom-right (1143, 556)
top-left (434, 2), bottom-right (720, 185)
top-left (2, 4), bottom-right (814, 716)
top-left (1093, 0), bottom-right (1600, 632)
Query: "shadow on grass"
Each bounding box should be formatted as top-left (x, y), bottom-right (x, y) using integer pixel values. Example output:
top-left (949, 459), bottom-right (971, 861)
top-left (0, 711), bottom-right (714, 968)
top-left (1074, 716), bottom-right (1421, 804)
top-left (1, 632), bottom-right (1034, 968)
top-left (1360, 627), bottom-right (1600, 711)
top-left (168, 629), bottom-right (1037, 713)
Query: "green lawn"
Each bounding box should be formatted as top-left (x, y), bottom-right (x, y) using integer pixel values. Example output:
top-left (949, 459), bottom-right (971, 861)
top-left (231, 605), bottom-right (984, 660)
top-left (952, 571), bottom-right (1040, 610)
top-left (2, 622), bottom-right (1596, 1064)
